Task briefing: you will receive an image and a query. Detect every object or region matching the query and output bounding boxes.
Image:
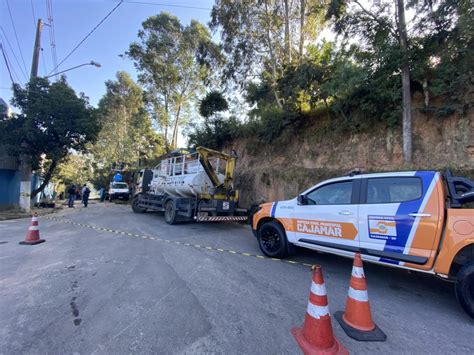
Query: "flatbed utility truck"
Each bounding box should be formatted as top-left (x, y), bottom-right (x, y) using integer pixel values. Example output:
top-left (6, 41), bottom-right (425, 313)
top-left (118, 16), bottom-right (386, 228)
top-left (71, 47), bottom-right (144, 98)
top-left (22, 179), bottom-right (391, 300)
top-left (131, 147), bottom-right (247, 224)
top-left (253, 170), bottom-right (474, 317)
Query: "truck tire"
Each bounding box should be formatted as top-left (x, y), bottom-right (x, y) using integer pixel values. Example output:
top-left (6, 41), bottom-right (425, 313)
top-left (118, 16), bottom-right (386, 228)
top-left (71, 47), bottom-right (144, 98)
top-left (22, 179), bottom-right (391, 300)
top-left (132, 196), bottom-right (146, 213)
top-left (455, 261), bottom-right (474, 318)
top-left (164, 200), bottom-right (178, 225)
top-left (257, 221), bottom-right (289, 258)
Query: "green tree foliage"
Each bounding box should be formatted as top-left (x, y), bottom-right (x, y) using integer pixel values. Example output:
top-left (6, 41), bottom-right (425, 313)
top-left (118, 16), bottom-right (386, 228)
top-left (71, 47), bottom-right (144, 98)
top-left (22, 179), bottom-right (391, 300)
top-left (0, 77), bottom-right (98, 198)
top-left (189, 91), bottom-right (241, 149)
top-left (53, 154), bottom-right (94, 191)
top-left (90, 71), bottom-right (163, 183)
top-left (411, 0), bottom-right (474, 115)
top-left (126, 13), bottom-right (220, 149)
top-left (188, 116), bottom-right (242, 150)
top-left (199, 91), bottom-right (229, 118)
top-left (327, 0), bottom-right (474, 115)
top-left (210, 0), bottom-right (328, 104)
top-left (201, 0), bottom-right (473, 149)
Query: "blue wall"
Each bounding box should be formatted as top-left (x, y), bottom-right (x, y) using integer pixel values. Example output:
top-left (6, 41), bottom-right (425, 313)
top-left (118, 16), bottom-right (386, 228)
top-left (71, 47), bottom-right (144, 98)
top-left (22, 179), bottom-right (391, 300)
top-left (0, 169), bottom-right (20, 207)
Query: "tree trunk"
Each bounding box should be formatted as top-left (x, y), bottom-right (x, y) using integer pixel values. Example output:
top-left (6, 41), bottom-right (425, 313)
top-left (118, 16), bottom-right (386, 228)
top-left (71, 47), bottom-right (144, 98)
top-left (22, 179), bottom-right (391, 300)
top-left (397, 0), bottom-right (412, 164)
top-left (423, 78), bottom-right (429, 107)
top-left (171, 104), bottom-right (182, 149)
top-left (283, 0), bottom-right (291, 63)
top-left (264, 1), bottom-right (284, 109)
top-left (19, 150), bottom-right (32, 212)
top-left (31, 159), bottom-right (58, 199)
top-left (164, 94), bottom-right (170, 152)
top-left (299, 0), bottom-right (305, 63)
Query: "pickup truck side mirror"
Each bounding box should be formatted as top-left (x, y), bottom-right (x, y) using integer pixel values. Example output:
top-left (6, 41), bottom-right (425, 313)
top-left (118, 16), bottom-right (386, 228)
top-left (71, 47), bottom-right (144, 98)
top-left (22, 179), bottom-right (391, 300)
top-left (297, 194), bottom-right (308, 205)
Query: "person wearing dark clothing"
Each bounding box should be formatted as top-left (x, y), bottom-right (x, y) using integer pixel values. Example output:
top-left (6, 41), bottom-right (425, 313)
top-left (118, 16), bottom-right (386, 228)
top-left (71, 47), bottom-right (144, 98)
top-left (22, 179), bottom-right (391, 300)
top-left (99, 187), bottom-right (105, 202)
top-left (67, 185), bottom-right (76, 208)
top-left (82, 184), bottom-right (91, 207)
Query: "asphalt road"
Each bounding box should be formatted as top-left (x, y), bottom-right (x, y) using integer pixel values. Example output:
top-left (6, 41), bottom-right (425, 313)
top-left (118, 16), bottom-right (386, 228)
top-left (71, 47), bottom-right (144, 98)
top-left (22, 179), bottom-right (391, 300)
top-left (1, 202), bottom-right (473, 354)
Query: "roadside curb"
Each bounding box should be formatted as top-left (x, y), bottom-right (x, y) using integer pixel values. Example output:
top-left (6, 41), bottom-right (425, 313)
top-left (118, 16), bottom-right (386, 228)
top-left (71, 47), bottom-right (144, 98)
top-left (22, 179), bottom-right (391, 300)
top-left (0, 205), bottom-right (65, 221)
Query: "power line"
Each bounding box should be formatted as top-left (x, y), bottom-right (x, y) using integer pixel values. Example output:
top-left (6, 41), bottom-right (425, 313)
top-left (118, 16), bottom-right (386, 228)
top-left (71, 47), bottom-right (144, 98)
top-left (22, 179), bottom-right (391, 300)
top-left (0, 27), bottom-right (28, 81)
top-left (30, 0), bottom-right (37, 29)
top-left (46, 0), bottom-right (59, 80)
top-left (122, 1), bottom-right (211, 11)
top-left (4, 45), bottom-right (21, 83)
top-left (5, 0), bottom-right (29, 77)
top-left (1, 43), bottom-right (16, 84)
top-left (48, 0), bottom-right (124, 75)
top-left (49, 0), bottom-right (59, 77)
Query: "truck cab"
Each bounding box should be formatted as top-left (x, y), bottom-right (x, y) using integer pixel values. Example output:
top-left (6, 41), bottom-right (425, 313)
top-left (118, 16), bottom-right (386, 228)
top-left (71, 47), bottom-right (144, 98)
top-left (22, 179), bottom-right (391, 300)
top-left (253, 170), bottom-right (474, 317)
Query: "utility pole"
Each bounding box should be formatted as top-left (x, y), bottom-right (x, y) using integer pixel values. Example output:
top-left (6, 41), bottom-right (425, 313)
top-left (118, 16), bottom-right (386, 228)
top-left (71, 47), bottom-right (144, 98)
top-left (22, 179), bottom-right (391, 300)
top-left (19, 18), bottom-right (43, 212)
top-left (30, 19), bottom-right (43, 77)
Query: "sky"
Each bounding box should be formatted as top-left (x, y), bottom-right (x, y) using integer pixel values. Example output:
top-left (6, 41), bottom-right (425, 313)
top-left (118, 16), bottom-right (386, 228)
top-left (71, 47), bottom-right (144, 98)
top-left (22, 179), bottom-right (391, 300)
top-left (0, 0), bottom-right (215, 108)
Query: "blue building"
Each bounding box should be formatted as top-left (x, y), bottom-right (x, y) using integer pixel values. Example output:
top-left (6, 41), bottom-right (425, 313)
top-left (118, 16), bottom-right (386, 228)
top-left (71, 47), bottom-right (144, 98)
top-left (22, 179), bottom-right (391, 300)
top-left (0, 146), bottom-right (20, 209)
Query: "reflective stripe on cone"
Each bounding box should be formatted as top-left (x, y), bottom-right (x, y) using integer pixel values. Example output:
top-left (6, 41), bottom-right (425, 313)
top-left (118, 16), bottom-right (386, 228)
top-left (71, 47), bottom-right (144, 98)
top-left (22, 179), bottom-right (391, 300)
top-left (19, 212), bottom-right (45, 245)
top-left (292, 265), bottom-right (348, 354)
top-left (334, 252), bottom-right (387, 341)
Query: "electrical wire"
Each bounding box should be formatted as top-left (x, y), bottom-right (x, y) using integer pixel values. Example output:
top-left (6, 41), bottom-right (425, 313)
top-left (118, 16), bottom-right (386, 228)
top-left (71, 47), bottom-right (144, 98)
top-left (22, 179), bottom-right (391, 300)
top-left (46, 0), bottom-right (59, 80)
top-left (0, 27), bottom-right (28, 82)
top-left (48, 0), bottom-right (124, 75)
top-left (121, 0), bottom-right (211, 11)
top-left (30, 0), bottom-right (37, 30)
top-left (1, 42), bottom-right (17, 84)
top-left (5, 0), bottom-right (29, 77)
top-left (49, 0), bottom-right (59, 75)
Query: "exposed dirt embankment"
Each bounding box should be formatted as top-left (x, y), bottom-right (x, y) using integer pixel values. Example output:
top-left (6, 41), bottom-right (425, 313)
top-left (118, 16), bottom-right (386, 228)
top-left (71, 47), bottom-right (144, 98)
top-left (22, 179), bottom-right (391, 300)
top-left (230, 108), bottom-right (474, 208)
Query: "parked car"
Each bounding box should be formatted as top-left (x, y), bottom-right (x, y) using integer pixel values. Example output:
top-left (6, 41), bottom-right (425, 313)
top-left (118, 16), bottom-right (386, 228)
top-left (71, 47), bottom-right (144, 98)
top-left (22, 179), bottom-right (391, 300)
top-left (108, 182), bottom-right (130, 201)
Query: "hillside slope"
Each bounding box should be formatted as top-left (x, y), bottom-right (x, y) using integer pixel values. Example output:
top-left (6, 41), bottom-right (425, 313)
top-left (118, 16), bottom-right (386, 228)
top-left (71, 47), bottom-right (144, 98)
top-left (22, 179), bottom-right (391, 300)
top-left (230, 108), bottom-right (474, 208)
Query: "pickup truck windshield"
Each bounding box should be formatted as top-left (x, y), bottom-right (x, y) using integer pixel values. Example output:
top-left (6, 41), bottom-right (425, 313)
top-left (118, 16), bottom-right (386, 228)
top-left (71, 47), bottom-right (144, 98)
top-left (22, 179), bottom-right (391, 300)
top-left (112, 183), bottom-right (128, 189)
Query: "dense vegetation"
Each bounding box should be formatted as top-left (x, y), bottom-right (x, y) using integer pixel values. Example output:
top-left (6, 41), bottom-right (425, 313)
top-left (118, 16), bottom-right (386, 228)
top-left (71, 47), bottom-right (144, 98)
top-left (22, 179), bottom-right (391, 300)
top-left (0, 78), bottom-right (99, 197)
top-left (4, 1), bottom-right (472, 197)
top-left (190, 0), bottom-right (473, 154)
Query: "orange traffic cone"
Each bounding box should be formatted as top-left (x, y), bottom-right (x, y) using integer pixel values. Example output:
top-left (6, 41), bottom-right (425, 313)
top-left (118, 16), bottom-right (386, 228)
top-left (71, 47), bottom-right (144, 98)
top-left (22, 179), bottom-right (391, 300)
top-left (292, 265), bottom-right (348, 355)
top-left (19, 212), bottom-right (46, 245)
top-left (334, 253), bottom-right (386, 341)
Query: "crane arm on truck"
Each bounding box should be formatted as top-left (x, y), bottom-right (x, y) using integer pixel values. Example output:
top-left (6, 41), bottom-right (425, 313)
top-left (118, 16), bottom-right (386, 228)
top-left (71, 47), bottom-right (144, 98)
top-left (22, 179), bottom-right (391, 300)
top-left (196, 146), bottom-right (237, 200)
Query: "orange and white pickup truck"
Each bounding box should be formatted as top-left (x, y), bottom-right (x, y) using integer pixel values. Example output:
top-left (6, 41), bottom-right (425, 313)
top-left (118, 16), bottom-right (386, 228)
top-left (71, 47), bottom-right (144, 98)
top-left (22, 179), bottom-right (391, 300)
top-left (252, 170), bottom-right (474, 317)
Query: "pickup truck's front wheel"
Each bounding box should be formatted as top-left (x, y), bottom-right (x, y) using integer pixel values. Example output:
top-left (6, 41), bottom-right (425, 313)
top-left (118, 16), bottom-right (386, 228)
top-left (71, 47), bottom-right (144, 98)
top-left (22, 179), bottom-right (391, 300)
top-left (257, 221), bottom-right (289, 258)
top-left (455, 261), bottom-right (474, 318)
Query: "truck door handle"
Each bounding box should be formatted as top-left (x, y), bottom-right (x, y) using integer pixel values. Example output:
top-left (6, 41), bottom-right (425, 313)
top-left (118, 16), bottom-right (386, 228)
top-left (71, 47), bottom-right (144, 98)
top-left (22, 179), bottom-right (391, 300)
top-left (409, 213), bottom-right (431, 217)
top-left (338, 211), bottom-right (352, 215)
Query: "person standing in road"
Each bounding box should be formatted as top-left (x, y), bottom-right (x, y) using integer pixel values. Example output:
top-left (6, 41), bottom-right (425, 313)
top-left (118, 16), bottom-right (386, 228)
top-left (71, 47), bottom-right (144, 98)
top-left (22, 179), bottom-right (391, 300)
top-left (82, 184), bottom-right (91, 207)
top-left (99, 187), bottom-right (105, 202)
top-left (67, 184), bottom-right (76, 208)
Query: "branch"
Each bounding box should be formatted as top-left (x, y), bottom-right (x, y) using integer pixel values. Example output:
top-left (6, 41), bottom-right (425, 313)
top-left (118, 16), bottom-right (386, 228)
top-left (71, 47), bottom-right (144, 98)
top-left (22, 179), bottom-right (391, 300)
top-left (353, 0), bottom-right (397, 37)
top-left (31, 159), bottom-right (58, 199)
